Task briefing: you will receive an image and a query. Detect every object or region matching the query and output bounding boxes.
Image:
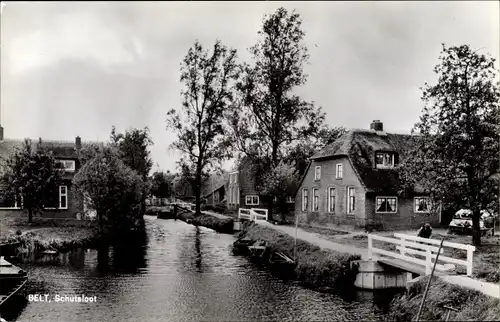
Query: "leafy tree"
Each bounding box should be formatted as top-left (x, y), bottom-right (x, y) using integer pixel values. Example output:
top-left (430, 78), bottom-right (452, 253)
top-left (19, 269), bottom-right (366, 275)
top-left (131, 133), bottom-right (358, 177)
top-left (166, 40), bottom-right (239, 214)
top-left (73, 145), bottom-right (146, 235)
top-left (231, 8), bottom-right (326, 165)
top-left (400, 44), bottom-right (500, 246)
top-left (0, 139), bottom-right (62, 223)
top-left (229, 7), bottom-right (336, 219)
top-left (255, 161), bottom-right (299, 219)
top-left (110, 126), bottom-right (154, 180)
top-left (110, 126), bottom-right (154, 215)
top-left (150, 171), bottom-right (174, 198)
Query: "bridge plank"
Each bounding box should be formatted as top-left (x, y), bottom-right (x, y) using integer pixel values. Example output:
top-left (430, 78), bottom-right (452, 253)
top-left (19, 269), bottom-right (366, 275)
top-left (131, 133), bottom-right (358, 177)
top-left (378, 258), bottom-right (451, 276)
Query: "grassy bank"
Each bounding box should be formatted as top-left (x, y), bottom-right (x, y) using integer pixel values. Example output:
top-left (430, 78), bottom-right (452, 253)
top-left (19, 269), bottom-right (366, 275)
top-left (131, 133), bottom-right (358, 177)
top-left (239, 222), bottom-right (360, 291)
top-left (386, 276), bottom-right (500, 321)
top-left (177, 208), bottom-right (234, 233)
top-left (0, 213), bottom-right (99, 253)
top-left (4, 228), bottom-right (98, 253)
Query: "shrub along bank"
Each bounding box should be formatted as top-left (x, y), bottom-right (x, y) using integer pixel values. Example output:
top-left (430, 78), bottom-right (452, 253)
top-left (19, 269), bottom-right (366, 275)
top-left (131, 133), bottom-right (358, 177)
top-left (238, 222), bottom-right (360, 292)
top-left (4, 228), bottom-right (99, 254)
top-left (386, 276), bottom-right (500, 322)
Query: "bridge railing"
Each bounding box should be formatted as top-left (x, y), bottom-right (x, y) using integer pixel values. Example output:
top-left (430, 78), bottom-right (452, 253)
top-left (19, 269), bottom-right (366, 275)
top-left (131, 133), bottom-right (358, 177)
top-left (239, 208), bottom-right (252, 220)
top-left (250, 208), bottom-right (268, 221)
top-left (368, 233), bottom-right (476, 276)
top-left (238, 208), bottom-right (268, 221)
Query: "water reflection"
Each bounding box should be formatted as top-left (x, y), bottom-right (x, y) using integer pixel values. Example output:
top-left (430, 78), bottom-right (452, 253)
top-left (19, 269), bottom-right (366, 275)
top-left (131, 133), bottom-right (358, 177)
top-left (9, 218), bottom-right (399, 322)
top-left (194, 227), bottom-right (202, 272)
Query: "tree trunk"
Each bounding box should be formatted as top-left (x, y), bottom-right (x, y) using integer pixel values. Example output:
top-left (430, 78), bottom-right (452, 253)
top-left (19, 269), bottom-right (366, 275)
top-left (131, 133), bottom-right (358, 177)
top-left (472, 208), bottom-right (482, 246)
top-left (28, 208), bottom-right (33, 223)
top-left (194, 171), bottom-right (202, 215)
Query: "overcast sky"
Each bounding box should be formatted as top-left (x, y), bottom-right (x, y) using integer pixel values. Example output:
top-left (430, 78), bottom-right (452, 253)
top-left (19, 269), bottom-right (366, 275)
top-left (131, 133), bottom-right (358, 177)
top-left (1, 1), bottom-right (498, 173)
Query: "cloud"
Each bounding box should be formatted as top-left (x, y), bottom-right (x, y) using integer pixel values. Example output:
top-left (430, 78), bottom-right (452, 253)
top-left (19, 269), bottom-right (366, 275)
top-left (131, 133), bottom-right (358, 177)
top-left (4, 10), bottom-right (141, 75)
top-left (1, 1), bottom-right (498, 172)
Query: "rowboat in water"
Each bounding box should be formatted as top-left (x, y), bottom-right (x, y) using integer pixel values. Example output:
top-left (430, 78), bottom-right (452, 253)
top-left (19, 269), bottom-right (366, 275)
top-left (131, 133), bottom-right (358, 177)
top-left (0, 257), bottom-right (28, 309)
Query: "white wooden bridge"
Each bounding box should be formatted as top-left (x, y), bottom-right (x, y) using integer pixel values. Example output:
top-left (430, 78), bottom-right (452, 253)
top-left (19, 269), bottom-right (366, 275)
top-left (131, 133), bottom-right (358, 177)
top-left (367, 233), bottom-right (475, 276)
top-left (238, 208), bottom-right (269, 222)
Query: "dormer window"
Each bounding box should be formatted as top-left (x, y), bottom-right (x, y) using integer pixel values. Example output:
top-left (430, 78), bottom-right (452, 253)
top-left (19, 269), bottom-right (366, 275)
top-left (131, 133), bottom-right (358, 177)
top-left (56, 159), bottom-right (76, 172)
top-left (375, 152), bottom-right (395, 169)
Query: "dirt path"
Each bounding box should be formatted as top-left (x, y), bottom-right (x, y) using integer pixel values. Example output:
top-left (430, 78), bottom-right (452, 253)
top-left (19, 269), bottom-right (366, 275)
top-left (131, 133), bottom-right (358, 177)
top-left (255, 221), bottom-right (372, 259)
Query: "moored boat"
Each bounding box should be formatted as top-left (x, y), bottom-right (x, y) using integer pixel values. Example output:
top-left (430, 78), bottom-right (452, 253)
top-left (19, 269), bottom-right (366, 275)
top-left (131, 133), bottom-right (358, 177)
top-left (268, 251), bottom-right (296, 278)
top-left (0, 257), bottom-right (28, 309)
top-left (232, 236), bottom-right (254, 254)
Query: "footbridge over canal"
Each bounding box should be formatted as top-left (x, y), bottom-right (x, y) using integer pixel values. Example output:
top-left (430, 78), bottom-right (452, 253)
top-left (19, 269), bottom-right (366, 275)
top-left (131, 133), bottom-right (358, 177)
top-left (352, 233), bottom-right (477, 290)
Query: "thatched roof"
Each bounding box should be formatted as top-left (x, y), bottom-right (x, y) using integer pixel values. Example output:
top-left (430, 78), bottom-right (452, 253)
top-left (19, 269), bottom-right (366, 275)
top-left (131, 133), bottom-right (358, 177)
top-left (311, 129), bottom-right (422, 194)
top-left (0, 138), bottom-right (94, 161)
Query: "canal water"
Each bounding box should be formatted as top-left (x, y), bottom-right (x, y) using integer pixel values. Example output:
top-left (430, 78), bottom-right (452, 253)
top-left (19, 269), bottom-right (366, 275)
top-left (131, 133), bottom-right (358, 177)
top-left (5, 217), bottom-right (399, 321)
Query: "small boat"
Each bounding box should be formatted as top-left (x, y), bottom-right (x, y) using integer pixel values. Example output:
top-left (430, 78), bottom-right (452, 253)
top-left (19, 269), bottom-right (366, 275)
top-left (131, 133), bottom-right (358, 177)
top-left (0, 257), bottom-right (28, 309)
top-left (233, 236), bottom-right (254, 254)
top-left (268, 251), bottom-right (296, 278)
top-left (248, 241), bottom-right (269, 262)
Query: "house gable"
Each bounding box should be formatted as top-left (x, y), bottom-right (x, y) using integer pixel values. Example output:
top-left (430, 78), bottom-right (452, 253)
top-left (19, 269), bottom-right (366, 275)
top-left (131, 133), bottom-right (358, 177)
top-left (295, 156), bottom-right (366, 211)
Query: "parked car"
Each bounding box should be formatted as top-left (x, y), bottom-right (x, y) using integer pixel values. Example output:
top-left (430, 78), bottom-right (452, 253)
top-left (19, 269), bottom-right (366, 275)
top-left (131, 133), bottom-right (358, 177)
top-left (448, 209), bottom-right (497, 235)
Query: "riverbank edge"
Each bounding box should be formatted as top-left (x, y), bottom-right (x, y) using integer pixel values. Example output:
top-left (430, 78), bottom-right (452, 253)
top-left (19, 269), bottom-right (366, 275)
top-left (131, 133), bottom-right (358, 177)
top-left (386, 275), bottom-right (500, 321)
top-left (176, 208), bottom-right (234, 234)
top-left (236, 221), bottom-right (361, 292)
top-left (3, 229), bottom-right (100, 254)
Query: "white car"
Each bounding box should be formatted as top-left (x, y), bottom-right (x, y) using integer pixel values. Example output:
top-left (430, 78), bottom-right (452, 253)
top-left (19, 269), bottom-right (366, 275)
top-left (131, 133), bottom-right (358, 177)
top-left (449, 209), bottom-right (496, 234)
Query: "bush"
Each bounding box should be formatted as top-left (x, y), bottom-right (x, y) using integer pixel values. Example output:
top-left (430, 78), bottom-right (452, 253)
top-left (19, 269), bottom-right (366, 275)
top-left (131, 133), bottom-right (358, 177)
top-left (386, 276), bottom-right (500, 321)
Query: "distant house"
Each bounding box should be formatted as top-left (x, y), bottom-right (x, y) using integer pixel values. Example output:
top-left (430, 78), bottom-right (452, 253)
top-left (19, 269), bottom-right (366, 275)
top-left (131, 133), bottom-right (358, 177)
top-left (201, 172), bottom-right (228, 206)
top-left (227, 156), bottom-right (295, 214)
top-left (295, 120), bottom-right (440, 231)
top-left (0, 126), bottom-right (92, 219)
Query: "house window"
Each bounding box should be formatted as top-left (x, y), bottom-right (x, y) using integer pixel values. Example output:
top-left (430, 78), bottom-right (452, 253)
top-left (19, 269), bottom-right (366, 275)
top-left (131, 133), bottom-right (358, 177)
top-left (415, 197), bottom-right (431, 213)
top-left (229, 172), bottom-right (238, 184)
top-left (336, 164), bottom-right (343, 179)
top-left (56, 159), bottom-right (76, 172)
top-left (245, 195), bottom-right (259, 206)
top-left (59, 186), bottom-right (68, 209)
top-left (0, 193), bottom-right (23, 209)
top-left (327, 187), bottom-right (336, 213)
top-left (314, 166), bottom-right (321, 181)
top-left (312, 188), bottom-right (319, 212)
top-left (376, 197), bottom-right (397, 213)
top-left (302, 189), bottom-right (308, 212)
top-left (44, 185), bottom-right (68, 209)
top-left (375, 153), bottom-right (395, 168)
top-left (347, 187), bottom-right (355, 213)
top-left (286, 196), bottom-right (295, 203)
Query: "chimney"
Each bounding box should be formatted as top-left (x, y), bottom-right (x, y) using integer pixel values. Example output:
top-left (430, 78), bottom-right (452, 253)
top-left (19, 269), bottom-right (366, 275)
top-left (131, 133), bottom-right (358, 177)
top-left (370, 120), bottom-right (383, 132)
top-left (75, 136), bottom-right (82, 150)
top-left (0, 126), bottom-right (3, 141)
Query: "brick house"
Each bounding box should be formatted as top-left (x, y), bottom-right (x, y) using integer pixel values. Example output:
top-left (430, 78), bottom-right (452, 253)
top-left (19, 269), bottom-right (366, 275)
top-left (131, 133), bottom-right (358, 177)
top-left (227, 156), bottom-right (295, 213)
top-left (0, 125), bottom-right (91, 219)
top-left (295, 120), bottom-right (440, 231)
